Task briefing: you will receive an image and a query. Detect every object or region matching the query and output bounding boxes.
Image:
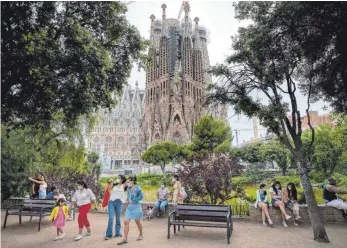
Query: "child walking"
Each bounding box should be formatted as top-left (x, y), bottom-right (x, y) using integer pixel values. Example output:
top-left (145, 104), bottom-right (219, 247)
top-left (49, 198), bottom-right (69, 241)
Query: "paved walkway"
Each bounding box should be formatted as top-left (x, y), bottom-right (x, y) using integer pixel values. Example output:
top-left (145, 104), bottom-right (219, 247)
top-left (1, 212), bottom-right (346, 248)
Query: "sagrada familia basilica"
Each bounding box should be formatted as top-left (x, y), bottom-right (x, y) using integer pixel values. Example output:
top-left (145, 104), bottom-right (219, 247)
top-left (87, 3), bottom-right (227, 174)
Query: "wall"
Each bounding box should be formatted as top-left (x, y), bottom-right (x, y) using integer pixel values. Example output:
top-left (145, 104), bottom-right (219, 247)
top-left (249, 204), bottom-right (346, 224)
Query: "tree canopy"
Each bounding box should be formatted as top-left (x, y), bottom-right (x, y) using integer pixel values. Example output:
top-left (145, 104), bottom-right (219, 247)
top-left (1, 1), bottom-right (147, 129)
top-left (141, 142), bottom-right (181, 173)
top-left (234, 1), bottom-right (347, 113)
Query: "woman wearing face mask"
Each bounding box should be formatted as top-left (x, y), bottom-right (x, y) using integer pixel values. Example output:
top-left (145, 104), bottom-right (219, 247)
top-left (270, 181), bottom-right (292, 227)
top-left (172, 175), bottom-right (183, 204)
top-left (255, 184), bottom-right (273, 227)
top-left (285, 182), bottom-right (301, 225)
top-left (154, 182), bottom-right (170, 217)
top-left (117, 176), bottom-right (144, 245)
top-left (69, 180), bottom-right (97, 241)
top-left (103, 175), bottom-right (127, 240)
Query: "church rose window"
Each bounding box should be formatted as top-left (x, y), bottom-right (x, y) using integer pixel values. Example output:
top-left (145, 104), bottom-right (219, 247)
top-left (118, 136), bottom-right (124, 143)
top-left (94, 137), bottom-right (100, 143)
top-left (106, 136), bottom-right (112, 143)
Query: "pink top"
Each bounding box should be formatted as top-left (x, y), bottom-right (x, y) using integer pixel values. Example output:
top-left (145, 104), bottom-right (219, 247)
top-left (52, 207), bottom-right (65, 228)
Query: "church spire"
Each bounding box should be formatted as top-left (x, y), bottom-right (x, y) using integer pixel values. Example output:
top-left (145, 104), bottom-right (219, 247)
top-left (194, 17), bottom-right (201, 50)
top-left (161, 4), bottom-right (168, 37)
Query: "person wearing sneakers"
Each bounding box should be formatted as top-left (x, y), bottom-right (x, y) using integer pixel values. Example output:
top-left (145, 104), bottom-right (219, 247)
top-left (104, 175), bottom-right (127, 240)
top-left (255, 184), bottom-right (273, 227)
top-left (69, 180), bottom-right (97, 241)
top-left (284, 182), bottom-right (301, 225)
top-left (49, 198), bottom-right (69, 241)
top-left (117, 176), bottom-right (144, 245)
top-left (270, 181), bottom-right (292, 227)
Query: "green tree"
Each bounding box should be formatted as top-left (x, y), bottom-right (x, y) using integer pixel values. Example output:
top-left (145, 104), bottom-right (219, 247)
top-left (303, 115), bottom-right (347, 176)
top-left (259, 140), bottom-right (292, 176)
top-left (1, 1), bottom-right (147, 129)
top-left (190, 115), bottom-right (232, 156)
top-left (141, 142), bottom-right (181, 173)
top-left (207, 2), bottom-right (329, 242)
top-left (234, 2), bottom-right (347, 113)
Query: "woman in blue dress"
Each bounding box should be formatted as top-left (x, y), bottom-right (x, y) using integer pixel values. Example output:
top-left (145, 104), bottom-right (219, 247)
top-left (117, 176), bottom-right (143, 245)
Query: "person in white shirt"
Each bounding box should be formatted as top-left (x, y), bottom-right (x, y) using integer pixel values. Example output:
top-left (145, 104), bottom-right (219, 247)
top-left (154, 183), bottom-right (170, 217)
top-left (69, 180), bottom-right (96, 241)
top-left (104, 175), bottom-right (127, 240)
top-left (270, 181), bottom-right (292, 227)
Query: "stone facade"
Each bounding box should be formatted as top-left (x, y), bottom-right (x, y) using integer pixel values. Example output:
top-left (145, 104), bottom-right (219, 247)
top-left (249, 204), bottom-right (346, 224)
top-left (86, 83), bottom-right (145, 174)
top-left (141, 3), bottom-right (227, 149)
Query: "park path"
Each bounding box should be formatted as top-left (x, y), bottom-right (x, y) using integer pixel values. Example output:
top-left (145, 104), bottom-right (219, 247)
top-left (1, 211), bottom-right (346, 248)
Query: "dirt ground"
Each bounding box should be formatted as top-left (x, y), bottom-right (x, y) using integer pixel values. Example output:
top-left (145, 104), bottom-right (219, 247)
top-left (1, 211), bottom-right (347, 248)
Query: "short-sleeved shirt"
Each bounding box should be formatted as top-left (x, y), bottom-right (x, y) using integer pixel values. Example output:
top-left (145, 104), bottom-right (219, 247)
top-left (72, 188), bottom-right (96, 206)
top-left (270, 187), bottom-right (282, 199)
top-left (157, 188), bottom-right (170, 200)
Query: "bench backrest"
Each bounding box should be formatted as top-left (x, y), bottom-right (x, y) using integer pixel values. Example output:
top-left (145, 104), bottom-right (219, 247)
top-left (174, 204), bottom-right (230, 223)
top-left (22, 199), bottom-right (56, 210)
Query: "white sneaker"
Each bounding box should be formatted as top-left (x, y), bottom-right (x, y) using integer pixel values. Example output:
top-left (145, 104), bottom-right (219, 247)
top-left (285, 215), bottom-right (292, 220)
top-left (74, 234), bottom-right (83, 241)
top-left (283, 221), bottom-right (288, 227)
top-left (54, 236), bottom-right (60, 241)
top-left (263, 222), bottom-right (268, 227)
top-left (59, 233), bottom-right (66, 239)
top-left (296, 216), bottom-right (301, 220)
top-left (268, 219), bottom-right (273, 225)
top-left (84, 232), bottom-right (92, 237)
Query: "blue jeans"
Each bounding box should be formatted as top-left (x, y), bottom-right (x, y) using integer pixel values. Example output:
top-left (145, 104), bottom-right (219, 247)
top-left (154, 200), bottom-right (168, 213)
top-left (106, 200), bottom-right (123, 237)
top-left (39, 191), bottom-right (46, 199)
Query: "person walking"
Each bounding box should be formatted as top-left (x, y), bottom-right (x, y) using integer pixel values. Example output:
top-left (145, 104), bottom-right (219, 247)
top-left (69, 180), bottom-right (97, 241)
top-left (49, 198), bottom-right (69, 241)
top-left (117, 176), bottom-right (143, 245)
top-left (104, 175), bottom-right (127, 240)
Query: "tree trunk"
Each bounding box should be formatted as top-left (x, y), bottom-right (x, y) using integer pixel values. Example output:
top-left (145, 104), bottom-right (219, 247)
top-left (161, 163), bottom-right (166, 174)
top-left (282, 167), bottom-right (286, 176)
top-left (297, 159), bottom-right (329, 243)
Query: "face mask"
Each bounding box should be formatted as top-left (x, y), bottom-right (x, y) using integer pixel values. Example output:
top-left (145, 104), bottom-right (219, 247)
top-left (116, 179), bottom-right (120, 183)
top-left (288, 187), bottom-right (292, 190)
top-left (161, 184), bottom-right (165, 189)
top-left (127, 183), bottom-right (131, 188)
top-left (275, 186), bottom-right (280, 189)
top-left (77, 185), bottom-right (83, 190)
top-left (260, 188), bottom-right (265, 192)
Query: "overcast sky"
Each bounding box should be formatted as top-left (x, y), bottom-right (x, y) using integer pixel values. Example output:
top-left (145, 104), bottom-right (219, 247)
top-left (125, 1), bottom-right (329, 146)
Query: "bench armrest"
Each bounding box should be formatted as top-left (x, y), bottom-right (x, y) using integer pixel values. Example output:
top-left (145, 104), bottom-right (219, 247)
top-left (168, 210), bottom-right (176, 223)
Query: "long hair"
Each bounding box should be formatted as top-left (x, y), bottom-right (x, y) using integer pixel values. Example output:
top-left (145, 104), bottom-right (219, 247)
top-left (174, 174), bottom-right (179, 181)
top-left (128, 175), bottom-right (137, 184)
top-left (77, 180), bottom-right (88, 189)
top-left (114, 175), bottom-right (126, 186)
top-left (272, 181), bottom-right (282, 195)
top-left (56, 198), bottom-right (65, 207)
top-left (287, 182), bottom-right (297, 200)
top-left (260, 183), bottom-right (267, 196)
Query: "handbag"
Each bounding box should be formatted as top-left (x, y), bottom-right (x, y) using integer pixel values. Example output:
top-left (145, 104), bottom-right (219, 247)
top-left (177, 187), bottom-right (187, 200)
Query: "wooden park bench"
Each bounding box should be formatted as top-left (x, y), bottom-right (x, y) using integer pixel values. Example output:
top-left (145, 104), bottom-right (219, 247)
top-left (168, 204), bottom-right (233, 244)
top-left (3, 199), bottom-right (56, 231)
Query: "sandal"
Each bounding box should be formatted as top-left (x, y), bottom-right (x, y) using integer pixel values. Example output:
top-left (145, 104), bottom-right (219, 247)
top-left (136, 236), bottom-right (143, 241)
top-left (117, 240), bottom-right (128, 245)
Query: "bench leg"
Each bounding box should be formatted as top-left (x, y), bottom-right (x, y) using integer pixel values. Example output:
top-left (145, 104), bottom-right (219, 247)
top-left (178, 224), bottom-right (180, 232)
top-left (183, 219), bottom-right (185, 229)
top-left (167, 223), bottom-right (171, 239)
top-left (38, 215), bottom-right (42, 232)
top-left (29, 216), bottom-right (33, 222)
top-left (3, 213), bottom-right (8, 228)
top-left (174, 225), bottom-right (176, 234)
top-left (19, 215), bottom-right (22, 224)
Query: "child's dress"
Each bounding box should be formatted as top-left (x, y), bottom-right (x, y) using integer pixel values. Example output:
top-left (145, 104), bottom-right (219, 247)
top-left (52, 207), bottom-right (65, 228)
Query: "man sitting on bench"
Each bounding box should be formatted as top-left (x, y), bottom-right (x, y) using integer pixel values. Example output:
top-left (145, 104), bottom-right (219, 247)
top-left (154, 183), bottom-right (170, 217)
top-left (324, 177), bottom-right (347, 218)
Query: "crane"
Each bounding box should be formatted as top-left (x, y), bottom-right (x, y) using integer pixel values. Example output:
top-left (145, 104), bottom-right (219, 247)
top-left (178, 1), bottom-right (189, 20)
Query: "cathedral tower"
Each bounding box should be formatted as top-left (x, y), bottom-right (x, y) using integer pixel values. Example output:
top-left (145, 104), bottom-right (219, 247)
top-left (142, 3), bottom-right (225, 148)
